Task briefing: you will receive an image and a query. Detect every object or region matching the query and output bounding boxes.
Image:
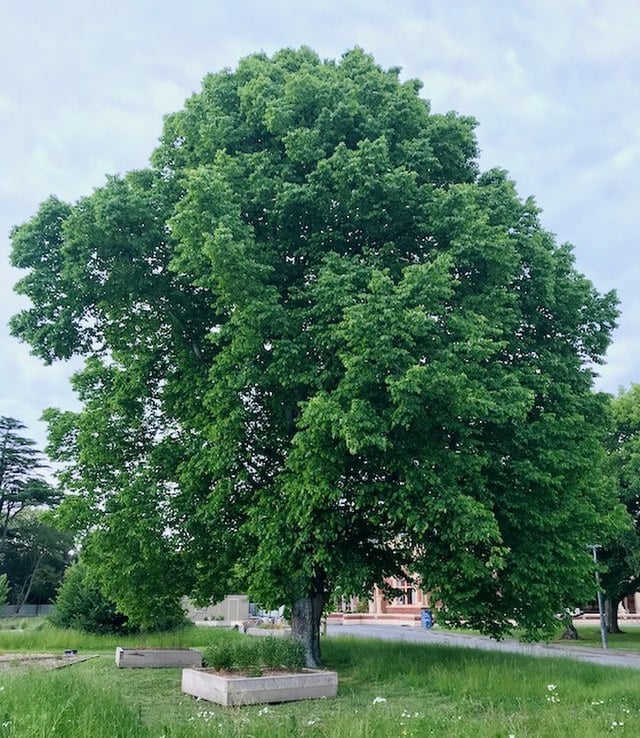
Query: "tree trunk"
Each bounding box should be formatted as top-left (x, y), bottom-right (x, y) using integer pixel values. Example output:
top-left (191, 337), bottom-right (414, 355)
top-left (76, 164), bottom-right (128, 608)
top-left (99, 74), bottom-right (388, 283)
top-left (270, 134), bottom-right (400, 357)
top-left (560, 611), bottom-right (579, 640)
top-left (15, 551), bottom-right (45, 612)
top-left (290, 569), bottom-right (326, 668)
top-left (606, 598), bottom-right (621, 634)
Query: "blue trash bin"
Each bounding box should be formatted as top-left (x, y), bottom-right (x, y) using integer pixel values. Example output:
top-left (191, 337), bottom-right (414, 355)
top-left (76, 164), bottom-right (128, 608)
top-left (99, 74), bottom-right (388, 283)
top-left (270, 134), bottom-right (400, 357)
top-left (421, 608), bottom-right (433, 629)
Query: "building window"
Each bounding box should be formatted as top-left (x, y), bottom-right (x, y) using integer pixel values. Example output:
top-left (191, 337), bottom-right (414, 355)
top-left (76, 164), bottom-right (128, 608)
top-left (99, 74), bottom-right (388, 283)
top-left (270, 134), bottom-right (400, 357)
top-left (391, 578), bottom-right (415, 606)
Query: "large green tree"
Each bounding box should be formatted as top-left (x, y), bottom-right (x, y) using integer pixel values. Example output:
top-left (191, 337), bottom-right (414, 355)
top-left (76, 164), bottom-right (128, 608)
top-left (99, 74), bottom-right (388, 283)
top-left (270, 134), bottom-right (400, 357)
top-left (11, 48), bottom-right (621, 664)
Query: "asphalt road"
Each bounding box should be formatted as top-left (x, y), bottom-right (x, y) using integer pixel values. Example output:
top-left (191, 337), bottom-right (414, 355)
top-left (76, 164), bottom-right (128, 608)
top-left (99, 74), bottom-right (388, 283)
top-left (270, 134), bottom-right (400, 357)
top-left (326, 624), bottom-right (640, 670)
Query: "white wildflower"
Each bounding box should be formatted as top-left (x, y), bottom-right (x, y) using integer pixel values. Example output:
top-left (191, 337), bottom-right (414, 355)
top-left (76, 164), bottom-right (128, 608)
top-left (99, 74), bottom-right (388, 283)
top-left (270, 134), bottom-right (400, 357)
top-left (307, 719), bottom-right (318, 726)
top-left (258, 706), bottom-right (269, 715)
top-left (372, 696), bottom-right (387, 704)
top-left (546, 684), bottom-right (557, 691)
top-left (196, 710), bottom-right (216, 721)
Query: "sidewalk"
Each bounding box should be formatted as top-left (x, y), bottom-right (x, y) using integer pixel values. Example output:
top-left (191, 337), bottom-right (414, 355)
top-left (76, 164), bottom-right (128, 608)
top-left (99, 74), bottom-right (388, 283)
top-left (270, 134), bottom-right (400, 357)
top-left (326, 624), bottom-right (640, 670)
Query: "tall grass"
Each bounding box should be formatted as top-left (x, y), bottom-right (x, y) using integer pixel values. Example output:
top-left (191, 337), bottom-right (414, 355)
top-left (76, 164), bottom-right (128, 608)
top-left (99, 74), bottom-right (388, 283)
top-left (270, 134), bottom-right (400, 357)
top-left (1, 629), bottom-right (640, 736)
top-left (0, 622), bottom-right (234, 653)
top-left (0, 617), bottom-right (47, 632)
top-left (0, 668), bottom-right (147, 737)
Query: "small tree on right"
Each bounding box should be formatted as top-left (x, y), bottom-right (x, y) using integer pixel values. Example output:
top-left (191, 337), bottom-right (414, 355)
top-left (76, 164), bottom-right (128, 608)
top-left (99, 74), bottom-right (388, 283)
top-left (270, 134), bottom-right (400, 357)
top-left (601, 385), bottom-right (640, 633)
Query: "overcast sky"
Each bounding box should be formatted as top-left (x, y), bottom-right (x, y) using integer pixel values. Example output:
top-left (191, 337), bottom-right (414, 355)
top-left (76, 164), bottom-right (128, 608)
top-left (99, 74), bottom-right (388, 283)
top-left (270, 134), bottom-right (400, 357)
top-left (2, 0), bottom-right (639, 452)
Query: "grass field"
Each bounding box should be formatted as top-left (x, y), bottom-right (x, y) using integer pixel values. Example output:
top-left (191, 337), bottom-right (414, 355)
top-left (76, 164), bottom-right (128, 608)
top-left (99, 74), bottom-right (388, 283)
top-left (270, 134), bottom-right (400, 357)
top-left (0, 620), bottom-right (223, 652)
top-left (2, 623), bottom-right (640, 737)
top-left (440, 621), bottom-right (640, 651)
top-left (569, 624), bottom-right (640, 650)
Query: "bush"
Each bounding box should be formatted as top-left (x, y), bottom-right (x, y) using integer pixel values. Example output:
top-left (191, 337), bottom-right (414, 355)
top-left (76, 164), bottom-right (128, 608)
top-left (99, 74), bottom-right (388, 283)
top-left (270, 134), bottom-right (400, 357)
top-left (262, 635), bottom-right (306, 670)
top-left (0, 573), bottom-right (8, 608)
top-left (205, 641), bottom-right (235, 671)
top-left (204, 636), bottom-right (305, 676)
top-left (49, 563), bottom-right (134, 635)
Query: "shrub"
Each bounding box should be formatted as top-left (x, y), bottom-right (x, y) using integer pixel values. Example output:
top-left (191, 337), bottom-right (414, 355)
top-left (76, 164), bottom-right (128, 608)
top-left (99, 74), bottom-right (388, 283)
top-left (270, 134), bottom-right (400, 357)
top-left (49, 563), bottom-right (134, 635)
top-left (261, 636), bottom-right (305, 671)
top-left (204, 636), bottom-right (305, 675)
top-left (205, 641), bottom-right (235, 671)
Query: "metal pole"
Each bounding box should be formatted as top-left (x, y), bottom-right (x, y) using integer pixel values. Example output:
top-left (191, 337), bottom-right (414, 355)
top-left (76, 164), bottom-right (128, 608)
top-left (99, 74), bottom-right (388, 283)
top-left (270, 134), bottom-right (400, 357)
top-left (588, 545), bottom-right (608, 650)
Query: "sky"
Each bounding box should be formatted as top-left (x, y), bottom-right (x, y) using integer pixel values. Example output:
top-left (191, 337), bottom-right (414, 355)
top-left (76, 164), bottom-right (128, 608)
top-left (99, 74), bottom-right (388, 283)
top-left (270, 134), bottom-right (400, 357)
top-left (1, 0), bottom-right (639, 453)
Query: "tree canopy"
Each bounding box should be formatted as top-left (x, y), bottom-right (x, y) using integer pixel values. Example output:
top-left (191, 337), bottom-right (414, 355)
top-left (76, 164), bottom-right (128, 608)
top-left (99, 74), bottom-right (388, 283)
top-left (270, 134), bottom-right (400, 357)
top-left (0, 417), bottom-right (63, 609)
top-left (0, 417), bottom-right (59, 552)
top-left (10, 47), bottom-right (622, 663)
top-left (1, 511), bottom-right (74, 607)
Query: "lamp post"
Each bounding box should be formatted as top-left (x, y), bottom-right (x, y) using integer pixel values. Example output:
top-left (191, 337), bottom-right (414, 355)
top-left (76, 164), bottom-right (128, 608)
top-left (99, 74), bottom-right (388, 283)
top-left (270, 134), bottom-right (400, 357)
top-left (587, 544), bottom-right (608, 650)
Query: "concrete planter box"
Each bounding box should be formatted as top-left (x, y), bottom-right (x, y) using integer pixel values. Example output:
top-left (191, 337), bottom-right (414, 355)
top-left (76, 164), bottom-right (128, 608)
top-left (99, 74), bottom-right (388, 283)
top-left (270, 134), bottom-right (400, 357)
top-left (115, 647), bottom-right (202, 668)
top-left (181, 667), bottom-right (338, 706)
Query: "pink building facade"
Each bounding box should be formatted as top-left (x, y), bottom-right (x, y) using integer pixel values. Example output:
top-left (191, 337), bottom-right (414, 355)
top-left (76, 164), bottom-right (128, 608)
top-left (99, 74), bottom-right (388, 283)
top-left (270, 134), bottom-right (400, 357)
top-left (328, 576), bottom-right (433, 627)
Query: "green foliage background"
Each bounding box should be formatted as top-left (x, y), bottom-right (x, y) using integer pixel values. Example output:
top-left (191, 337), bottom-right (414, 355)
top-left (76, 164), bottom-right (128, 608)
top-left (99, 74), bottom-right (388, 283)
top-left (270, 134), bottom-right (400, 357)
top-left (0, 574), bottom-right (8, 609)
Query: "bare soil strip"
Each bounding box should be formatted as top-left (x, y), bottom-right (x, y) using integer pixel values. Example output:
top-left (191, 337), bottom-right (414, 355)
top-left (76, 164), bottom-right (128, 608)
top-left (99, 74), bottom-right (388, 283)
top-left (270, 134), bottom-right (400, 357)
top-left (0, 653), bottom-right (99, 672)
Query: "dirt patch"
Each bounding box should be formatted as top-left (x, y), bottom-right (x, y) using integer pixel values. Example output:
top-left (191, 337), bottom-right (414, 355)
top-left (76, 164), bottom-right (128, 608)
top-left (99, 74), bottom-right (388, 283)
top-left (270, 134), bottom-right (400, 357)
top-left (0, 653), bottom-right (96, 672)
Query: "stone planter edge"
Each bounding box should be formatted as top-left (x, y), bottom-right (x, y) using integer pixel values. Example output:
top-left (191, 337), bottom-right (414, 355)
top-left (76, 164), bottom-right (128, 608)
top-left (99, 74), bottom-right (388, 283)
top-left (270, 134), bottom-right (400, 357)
top-left (115, 646), bottom-right (203, 668)
top-left (181, 666), bottom-right (338, 706)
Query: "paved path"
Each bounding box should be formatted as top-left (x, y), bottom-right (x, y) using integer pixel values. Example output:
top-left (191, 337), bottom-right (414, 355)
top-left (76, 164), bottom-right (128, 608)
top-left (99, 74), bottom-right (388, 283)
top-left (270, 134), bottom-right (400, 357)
top-left (326, 624), bottom-right (640, 670)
